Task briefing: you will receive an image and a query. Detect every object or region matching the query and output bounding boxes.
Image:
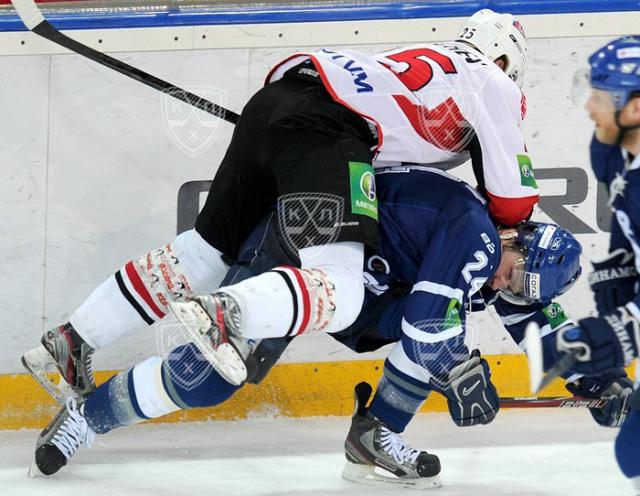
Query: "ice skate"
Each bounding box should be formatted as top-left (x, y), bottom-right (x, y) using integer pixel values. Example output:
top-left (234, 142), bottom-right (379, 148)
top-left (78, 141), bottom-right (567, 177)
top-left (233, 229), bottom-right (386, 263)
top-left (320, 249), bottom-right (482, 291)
top-left (342, 382), bottom-right (442, 490)
top-left (22, 323), bottom-right (95, 404)
top-left (169, 292), bottom-right (252, 386)
top-left (29, 396), bottom-right (95, 477)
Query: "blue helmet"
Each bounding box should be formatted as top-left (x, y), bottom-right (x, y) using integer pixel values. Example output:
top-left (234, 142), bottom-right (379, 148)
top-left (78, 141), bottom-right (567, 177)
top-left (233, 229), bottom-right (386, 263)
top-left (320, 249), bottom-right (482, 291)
top-left (589, 36), bottom-right (640, 109)
top-left (506, 222), bottom-right (582, 303)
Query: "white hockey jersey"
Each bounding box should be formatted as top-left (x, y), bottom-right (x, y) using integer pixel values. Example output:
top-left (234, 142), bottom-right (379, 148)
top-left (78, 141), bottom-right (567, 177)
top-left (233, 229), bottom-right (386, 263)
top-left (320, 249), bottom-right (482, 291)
top-left (266, 43), bottom-right (539, 226)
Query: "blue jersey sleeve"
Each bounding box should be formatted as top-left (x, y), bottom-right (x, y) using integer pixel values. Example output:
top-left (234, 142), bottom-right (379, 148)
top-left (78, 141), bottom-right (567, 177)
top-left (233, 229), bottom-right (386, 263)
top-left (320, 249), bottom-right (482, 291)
top-left (493, 296), bottom-right (577, 373)
top-left (612, 170), bottom-right (640, 323)
top-left (398, 211), bottom-right (500, 384)
top-left (590, 134), bottom-right (625, 186)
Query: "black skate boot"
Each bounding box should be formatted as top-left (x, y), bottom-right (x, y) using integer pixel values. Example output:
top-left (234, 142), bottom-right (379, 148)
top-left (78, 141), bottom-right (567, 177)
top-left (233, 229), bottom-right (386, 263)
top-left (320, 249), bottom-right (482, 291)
top-left (342, 382), bottom-right (442, 489)
top-left (169, 292), bottom-right (254, 386)
top-left (22, 322), bottom-right (95, 403)
top-left (31, 396), bottom-right (96, 476)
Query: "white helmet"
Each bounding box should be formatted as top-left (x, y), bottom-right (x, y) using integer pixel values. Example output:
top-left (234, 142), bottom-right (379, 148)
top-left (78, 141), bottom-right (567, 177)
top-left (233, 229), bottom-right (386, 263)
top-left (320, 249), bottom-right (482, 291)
top-left (457, 9), bottom-right (528, 88)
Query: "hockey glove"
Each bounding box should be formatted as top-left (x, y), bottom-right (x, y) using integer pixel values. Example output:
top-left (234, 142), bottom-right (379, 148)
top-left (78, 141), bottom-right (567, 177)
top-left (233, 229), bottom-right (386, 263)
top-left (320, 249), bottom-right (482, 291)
top-left (588, 249), bottom-right (638, 314)
top-left (556, 306), bottom-right (640, 376)
top-left (444, 350), bottom-right (499, 427)
top-left (566, 369), bottom-right (633, 427)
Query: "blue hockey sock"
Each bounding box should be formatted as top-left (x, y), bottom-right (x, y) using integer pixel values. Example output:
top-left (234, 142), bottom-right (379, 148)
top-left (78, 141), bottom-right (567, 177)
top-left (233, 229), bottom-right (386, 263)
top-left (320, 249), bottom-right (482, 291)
top-left (369, 359), bottom-right (431, 433)
top-left (84, 344), bottom-right (241, 435)
top-left (616, 408), bottom-right (640, 478)
top-left (164, 343), bottom-right (240, 408)
top-left (84, 370), bottom-right (147, 434)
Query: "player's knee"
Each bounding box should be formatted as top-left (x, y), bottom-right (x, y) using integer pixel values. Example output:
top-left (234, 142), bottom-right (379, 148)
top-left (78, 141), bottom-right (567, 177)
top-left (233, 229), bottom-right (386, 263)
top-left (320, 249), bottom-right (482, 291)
top-left (615, 407), bottom-right (640, 478)
top-left (299, 241), bottom-right (365, 333)
top-left (172, 229), bottom-right (229, 293)
top-left (164, 344), bottom-right (240, 409)
top-left (326, 267), bottom-right (364, 332)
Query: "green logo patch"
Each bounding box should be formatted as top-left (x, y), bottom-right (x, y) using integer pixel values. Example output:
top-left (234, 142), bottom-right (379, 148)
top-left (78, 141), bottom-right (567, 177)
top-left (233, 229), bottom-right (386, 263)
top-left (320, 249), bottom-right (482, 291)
top-left (517, 154), bottom-right (538, 188)
top-left (349, 162), bottom-right (378, 221)
top-left (542, 302), bottom-right (569, 329)
top-left (443, 298), bottom-right (462, 330)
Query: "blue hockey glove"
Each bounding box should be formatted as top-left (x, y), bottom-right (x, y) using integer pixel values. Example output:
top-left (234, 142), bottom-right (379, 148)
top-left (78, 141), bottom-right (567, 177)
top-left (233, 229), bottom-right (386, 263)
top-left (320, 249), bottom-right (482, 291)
top-left (556, 306), bottom-right (640, 375)
top-left (444, 350), bottom-right (499, 427)
top-left (566, 369), bottom-right (633, 427)
top-left (588, 249), bottom-right (638, 314)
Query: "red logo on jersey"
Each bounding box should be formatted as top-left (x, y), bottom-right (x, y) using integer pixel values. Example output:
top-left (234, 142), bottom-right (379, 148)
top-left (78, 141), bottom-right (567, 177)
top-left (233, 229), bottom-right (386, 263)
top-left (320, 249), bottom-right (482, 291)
top-left (520, 92), bottom-right (527, 120)
top-left (393, 95), bottom-right (470, 152)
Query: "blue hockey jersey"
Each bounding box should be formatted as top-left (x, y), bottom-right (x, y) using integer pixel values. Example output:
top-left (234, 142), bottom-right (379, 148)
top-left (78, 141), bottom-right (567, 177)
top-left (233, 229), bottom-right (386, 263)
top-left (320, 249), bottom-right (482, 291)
top-left (225, 167), bottom-right (575, 386)
top-left (609, 155), bottom-right (640, 324)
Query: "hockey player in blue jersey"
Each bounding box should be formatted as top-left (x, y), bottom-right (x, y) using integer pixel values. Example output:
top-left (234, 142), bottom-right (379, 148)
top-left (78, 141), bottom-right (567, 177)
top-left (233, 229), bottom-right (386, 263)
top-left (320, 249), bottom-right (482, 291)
top-left (541, 36), bottom-right (640, 493)
top-left (27, 165), bottom-right (585, 487)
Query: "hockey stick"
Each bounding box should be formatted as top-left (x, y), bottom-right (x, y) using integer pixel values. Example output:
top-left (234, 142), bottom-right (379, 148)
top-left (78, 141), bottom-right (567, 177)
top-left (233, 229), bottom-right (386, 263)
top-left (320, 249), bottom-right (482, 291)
top-left (525, 322), bottom-right (579, 394)
top-left (499, 396), bottom-right (609, 409)
top-left (10, 0), bottom-right (240, 124)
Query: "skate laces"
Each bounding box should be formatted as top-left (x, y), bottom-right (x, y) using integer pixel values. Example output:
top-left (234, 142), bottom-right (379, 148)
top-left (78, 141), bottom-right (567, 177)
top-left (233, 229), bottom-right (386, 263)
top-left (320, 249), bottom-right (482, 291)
top-left (51, 397), bottom-right (95, 460)
top-left (379, 426), bottom-right (421, 465)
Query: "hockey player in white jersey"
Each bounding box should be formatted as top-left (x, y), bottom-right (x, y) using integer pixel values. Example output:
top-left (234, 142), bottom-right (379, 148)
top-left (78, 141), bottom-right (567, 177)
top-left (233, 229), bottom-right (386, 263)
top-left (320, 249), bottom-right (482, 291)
top-left (22, 8), bottom-right (535, 398)
top-left (268, 8), bottom-right (535, 225)
top-left (21, 9), bottom-right (541, 480)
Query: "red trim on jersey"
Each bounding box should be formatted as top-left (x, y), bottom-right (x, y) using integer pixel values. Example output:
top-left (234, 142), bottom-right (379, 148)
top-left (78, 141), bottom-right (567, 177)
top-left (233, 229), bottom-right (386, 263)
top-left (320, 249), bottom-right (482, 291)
top-left (520, 92), bottom-right (527, 121)
top-left (265, 53), bottom-right (384, 155)
top-left (124, 261), bottom-right (166, 319)
top-left (284, 266), bottom-right (312, 335)
top-left (485, 190), bottom-right (539, 227)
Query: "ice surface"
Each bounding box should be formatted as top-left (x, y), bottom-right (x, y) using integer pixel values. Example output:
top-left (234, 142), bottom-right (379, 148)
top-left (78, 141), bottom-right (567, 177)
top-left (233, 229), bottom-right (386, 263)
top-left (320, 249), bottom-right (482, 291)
top-left (0, 409), bottom-right (631, 495)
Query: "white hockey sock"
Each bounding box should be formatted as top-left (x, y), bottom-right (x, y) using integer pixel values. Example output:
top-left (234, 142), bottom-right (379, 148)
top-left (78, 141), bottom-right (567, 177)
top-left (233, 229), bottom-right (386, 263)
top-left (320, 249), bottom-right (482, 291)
top-left (222, 241), bottom-right (364, 339)
top-left (71, 230), bottom-right (228, 349)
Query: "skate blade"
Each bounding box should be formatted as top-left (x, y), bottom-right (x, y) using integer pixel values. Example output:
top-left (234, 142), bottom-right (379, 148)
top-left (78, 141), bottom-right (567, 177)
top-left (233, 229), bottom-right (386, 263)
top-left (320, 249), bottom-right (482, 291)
top-left (22, 346), bottom-right (78, 405)
top-left (168, 301), bottom-right (248, 386)
top-left (342, 461), bottom-right (443, 490)
top-left (28, 460), bottom-right (44, 478)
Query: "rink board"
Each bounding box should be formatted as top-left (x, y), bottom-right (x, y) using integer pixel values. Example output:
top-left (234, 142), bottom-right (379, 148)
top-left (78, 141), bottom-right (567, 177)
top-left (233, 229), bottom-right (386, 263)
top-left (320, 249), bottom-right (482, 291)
top-left (0, 5), bottom-right (638, 428)
top-left (0, 354), bottom-right (571, 430)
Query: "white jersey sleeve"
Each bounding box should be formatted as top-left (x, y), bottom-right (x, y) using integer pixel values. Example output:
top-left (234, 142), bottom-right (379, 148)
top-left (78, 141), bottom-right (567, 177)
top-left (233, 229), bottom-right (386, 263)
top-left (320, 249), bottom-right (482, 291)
top-left (472, 71), bottom-right (538, 225)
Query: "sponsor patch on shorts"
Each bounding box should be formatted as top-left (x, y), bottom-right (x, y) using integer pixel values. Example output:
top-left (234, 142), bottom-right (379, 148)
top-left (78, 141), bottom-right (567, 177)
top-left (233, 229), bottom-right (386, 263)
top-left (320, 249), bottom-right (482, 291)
top-left (349, 161), bottom-right (378, 221)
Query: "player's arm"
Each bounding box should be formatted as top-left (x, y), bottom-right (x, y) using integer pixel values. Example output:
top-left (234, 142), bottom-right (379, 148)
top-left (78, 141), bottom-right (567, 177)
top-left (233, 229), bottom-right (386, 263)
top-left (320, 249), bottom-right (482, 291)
top-left (589, 216), bottom-right (637, 315)
top-left (383, 213), bottom-right (501, 428)
top-left (494, 297), bottom-right (632, 427)
top-left (470, 74), bottom-right (539, 226)
top-left (556, 181), bottom-right (640, 376)
top-left (590, 133), bottom-right (625, 186)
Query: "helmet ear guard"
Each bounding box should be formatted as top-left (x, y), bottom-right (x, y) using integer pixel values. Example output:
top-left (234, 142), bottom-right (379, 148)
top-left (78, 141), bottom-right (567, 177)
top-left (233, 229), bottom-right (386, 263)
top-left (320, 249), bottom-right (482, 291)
top-left (501, 222), bottom-right (583, 304)
top-left (456, 9), bottom-right (528, 88)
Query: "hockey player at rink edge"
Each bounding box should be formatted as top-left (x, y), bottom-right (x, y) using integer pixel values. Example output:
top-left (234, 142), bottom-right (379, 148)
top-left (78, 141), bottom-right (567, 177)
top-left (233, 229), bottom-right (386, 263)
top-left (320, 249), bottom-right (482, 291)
top-left (20, 8), bottom-right (551, 485)
top-left (541, 36), bottom-right (640, 494)
top-left (25, 167), bottom-right (585, 486)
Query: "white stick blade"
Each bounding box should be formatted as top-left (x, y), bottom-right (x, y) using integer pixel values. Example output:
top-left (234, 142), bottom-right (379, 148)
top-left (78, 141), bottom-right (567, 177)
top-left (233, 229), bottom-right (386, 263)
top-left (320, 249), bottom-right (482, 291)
top-left (11, 0), bottom-right (45, 30)
top-left (525, 322), bottom-right (544, 394)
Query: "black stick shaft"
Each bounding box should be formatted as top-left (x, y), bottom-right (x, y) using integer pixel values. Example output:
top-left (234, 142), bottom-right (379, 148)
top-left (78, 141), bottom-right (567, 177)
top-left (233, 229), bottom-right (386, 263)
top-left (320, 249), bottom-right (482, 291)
top-left (33, 21), bottom-right (240, 125)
